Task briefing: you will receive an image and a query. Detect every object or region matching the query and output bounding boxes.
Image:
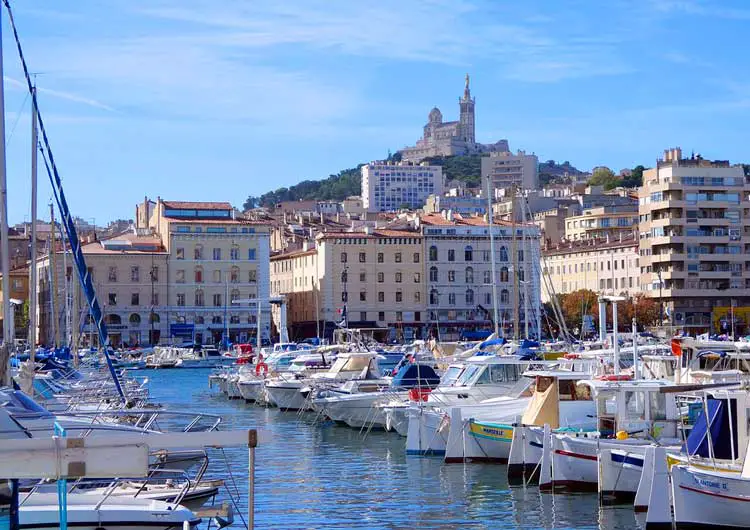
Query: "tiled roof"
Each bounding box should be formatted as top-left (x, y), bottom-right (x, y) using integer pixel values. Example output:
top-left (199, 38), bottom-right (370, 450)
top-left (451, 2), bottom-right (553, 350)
top-left (543, 235), bottom-right (638, 257)
top-left (270, 248), bottom-right (317, 260)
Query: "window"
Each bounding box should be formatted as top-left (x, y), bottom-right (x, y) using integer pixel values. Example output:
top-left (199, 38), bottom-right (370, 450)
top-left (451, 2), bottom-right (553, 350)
top-left (378, 291), bottom-right (385, 302)
top-left (177, 293), bottom-right (185, 307)
top-left (448, 293), bottom-right (456, 305)
top-left (395, 272), bottom-right (403, 283)
top-left (230, 315), bottom-right (240, 324)
top-left (518, 269), bottom-right (524, 281)
top-left (465, 289), bottom-right (474, 305)
top-left (131, 293), bottom-right (139, 306)
top-left (230, 245), bottom-right (240, 260)
top-left (150, 266), bottom-right (159, 282)
top-left (360, 290), bottom-right (367, 302)
top-left (429, 267), bottom-right (438, 282)
top-left (485, 293), bottom-right (492, 305)
top-left (195, 267), bottom-right (203, 283)
top-left (213, 248), bottom-right (221, 260)
top-left (413, 252), bottom-right (420, 263)
top-left (213, 270), bottom-right (221, 283)
top-left (176, 270), bottom-right (186, 283)
top-left (213, 293), bottom-right (222, 307)
top-left (377, 272), bottom-right (384, 283)
top-left (483, 250), bottom-right (490, 261)
top-left (108, 267), bottom-right (117, 282)
top-left (377, 252), bottom-right (384, 263)
top-left (341, 252), bottom-right (347, 263)
top-left (500, 289), bottom-right (509, 304)
top-left (212, 316), bottom-right (222, 324)
top-left (249, 270), bottom-right (257, 283)
top-left (429, 245), bottom-right (438, 261)
top-left (195, 315), bottom-right (204, 324)
top-left (430, 289), bottom-right (439, 305)
top-left (415, 291), bottom-right (421, 303)
top-left (415, 311), bottom-right (421, 322)
top-left (359, 252), bottom-right (366, 263)
top-left (231, 289), bottom-right (240, 303)
top-left (518, 250), bottom-right (524, 262)
top-left (195, 290), bottom-right (204, 306)
top-left (341, 271), bottom-right (348, 283)
top-left (414, 272), bottom-right (421, 283)
top-left (248, 248), bottom-right (256, 260)
top-left (129, 313), bottom-right (140, 326)
top-left (483, 270), bottom-right (491, 284)
top-left (194, 245), bottom-right (203, 260)
top-left (396, 311), bottom-right (403, 322)
top-left (176, 248), bottom-right (184, 260)
top-left (396, 290), bottom-right (403, 302)
top-left (230, 266), bottom-right (239, 283)
top-left (465, 267), bottom-right (474, 283)
top-left (151, 292), bottom-right (159, 306)
top-left (448, 270), bottom-right (456, 282)
top-left (342, 292), bottom-right (348, 302)
top-left (465, 246), bottom-right (473, 261)
top-left (378, 311), bottom-right (385, 322)
top-left (360, 312), bottom-right (367, 322)
top-left (395, 252), bottom-right (402, 263)
top-left (131, 266), bottom-right (140, 282)
top-left (448, 249), bottom-right (455, 262)
top-left (499, 247), bottom-right (508, 262)
top-left (357, 271), bottom-right (365, 282)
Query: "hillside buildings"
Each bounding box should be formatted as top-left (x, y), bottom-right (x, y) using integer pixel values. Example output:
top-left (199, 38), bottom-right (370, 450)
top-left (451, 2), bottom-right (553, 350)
top-left (399, 75), bottom-right (509, 162)
top-left (481, 150), bottom-right (539, 192)
top-left (361, 162), bottom-right (443, 212)
top-left (638, 148), bottom-right (750, 333)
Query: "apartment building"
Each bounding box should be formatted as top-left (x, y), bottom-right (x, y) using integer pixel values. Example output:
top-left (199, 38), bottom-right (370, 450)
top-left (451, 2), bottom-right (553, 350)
top-left (541, 234), bottom-right (640, 303)
top-left (35, 231), bottom-right (169, 347)
top-left (564, 205), bottom-right (638, 241)
top-left (421, 212), bottom-right (541, 340)
top-left (481, 150), bottom-right (539, 193)
top-left (270, 244), bottom-right (320, 339)
top-left (638, 148), bottom-right (750, 333)
top-left (138, 198), bottom-right (272, 345)
top-left (0, 265), bottom-right (29, 340)
top-left (361, 162), bottom-right (443, 212)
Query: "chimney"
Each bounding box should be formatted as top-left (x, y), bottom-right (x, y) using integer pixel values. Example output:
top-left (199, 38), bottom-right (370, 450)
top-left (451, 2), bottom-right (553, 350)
top-left (302, 240), bottom-right (309, 251)
top-left (663, 149), bottom-right (671, 162)
top-left (364, 225), bottom-right (373, 235)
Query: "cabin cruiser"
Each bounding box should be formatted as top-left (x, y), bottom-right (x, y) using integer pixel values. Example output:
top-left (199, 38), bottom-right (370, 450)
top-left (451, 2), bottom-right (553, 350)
top-left (237, 351), bottom-right (300, 402)
top-left (144, 347), bottom-right (184, 369)
top-left (179, 346), bottom-right (235, 368)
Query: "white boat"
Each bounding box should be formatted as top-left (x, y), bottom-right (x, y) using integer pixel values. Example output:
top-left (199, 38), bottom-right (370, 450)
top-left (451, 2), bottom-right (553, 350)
top-left (237, 351), bottom-right (300, 402)
top-left (19, 492), bottom-right (200, 530)
top-left (179, 346), bottom-right (235, 369)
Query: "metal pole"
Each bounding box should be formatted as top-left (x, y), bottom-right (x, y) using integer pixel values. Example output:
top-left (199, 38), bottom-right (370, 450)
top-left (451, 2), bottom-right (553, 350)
top-left (29, 87), bottom-right (39, 354)
top-left (485, 174), bottom-right (500, 337)
top-left (0, 3), bottom-right (11, 383)
top-left (598, 298), bottom-right (606, 344)
top-left (256, 299), bottom-right (261, 351)
top-left (247, 429), bottom-right (257, 530)
top-left (612, 300), bottom-right (620, 375)
top-left (632, 315), bottom-right (639, 380)
top-left (224, 271), bottom-right (229, 349)
top-left (49, 204), bottom-right (59, 348)
top-left (510, 187), bottom-right (520, 341)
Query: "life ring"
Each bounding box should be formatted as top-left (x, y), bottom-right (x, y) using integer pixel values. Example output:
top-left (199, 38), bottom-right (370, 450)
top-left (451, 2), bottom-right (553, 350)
top-left (597, 374), bottom-right (632, 381)
top-left (255, 362), bottom-right (268, 377)
top-left (563, 353), bottom-right (580, 360)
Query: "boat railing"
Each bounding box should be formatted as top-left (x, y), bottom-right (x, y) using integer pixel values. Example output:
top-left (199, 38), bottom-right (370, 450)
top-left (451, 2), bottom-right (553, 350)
top-left (57, 409), bottom-right (224, 435)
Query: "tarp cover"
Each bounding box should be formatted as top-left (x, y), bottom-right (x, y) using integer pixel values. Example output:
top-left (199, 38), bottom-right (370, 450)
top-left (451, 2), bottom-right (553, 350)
top-left (685, 398), bottom-right (737, 460)
top-left (391, 364), bottom-right (441, 388)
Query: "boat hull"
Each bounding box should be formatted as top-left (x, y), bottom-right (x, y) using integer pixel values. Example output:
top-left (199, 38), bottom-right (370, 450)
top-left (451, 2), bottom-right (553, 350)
top-left (672, 464), bottom-right (750, 529)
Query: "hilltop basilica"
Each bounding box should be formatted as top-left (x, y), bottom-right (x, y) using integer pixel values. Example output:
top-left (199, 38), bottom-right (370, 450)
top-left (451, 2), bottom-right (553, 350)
top-left (399, 75), bottom-right (509, 163)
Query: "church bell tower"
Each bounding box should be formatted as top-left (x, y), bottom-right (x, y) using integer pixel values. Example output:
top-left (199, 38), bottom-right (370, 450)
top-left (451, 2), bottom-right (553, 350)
top-left (459, 73), bottom-right (475, 144)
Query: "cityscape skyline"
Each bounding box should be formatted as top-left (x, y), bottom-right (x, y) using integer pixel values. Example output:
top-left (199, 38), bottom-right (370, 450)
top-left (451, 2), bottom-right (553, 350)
top-left (3, 0), bottom-right (750, 225)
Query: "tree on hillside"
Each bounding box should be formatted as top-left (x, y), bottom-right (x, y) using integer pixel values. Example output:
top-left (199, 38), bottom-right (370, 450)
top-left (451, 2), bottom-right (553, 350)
top-left (588, 168), bottom-right (621, 190)
top-left (621, 165), bottom-right (645, 188)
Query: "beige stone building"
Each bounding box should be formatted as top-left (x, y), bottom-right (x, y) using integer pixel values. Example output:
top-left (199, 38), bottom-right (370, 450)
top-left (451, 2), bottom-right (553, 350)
top-left (638, 148), bottom-right (750, 333)
top-left (564, 205), bottom-right (638, 241)
top-left (270, 244), bottom-right (320, 339)
top-left (541, 234), bottom-right (640, 303)
top-left (137, 198), bottom-right (272, 345)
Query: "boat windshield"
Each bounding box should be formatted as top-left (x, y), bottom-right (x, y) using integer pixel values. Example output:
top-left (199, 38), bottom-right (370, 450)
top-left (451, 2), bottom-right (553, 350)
top-left (455, 364), bottom-right (482, 386)
top-left (332, 355), bottom-right (372, 373)
top-left (0, 389), bottom-right (52, 416)
top-left (441, 366), bottom-right (464, 386)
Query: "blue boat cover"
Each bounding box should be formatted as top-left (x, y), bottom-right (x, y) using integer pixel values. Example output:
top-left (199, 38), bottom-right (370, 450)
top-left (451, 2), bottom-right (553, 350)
top-left (685, 398), bottom-right (737, 460)
top-left (391, 364), bottom-right (441, 388)
top-left (478, 337), bottom-right (506, 350)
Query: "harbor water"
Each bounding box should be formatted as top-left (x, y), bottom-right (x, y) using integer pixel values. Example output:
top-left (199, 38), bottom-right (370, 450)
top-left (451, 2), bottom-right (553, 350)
top-left (148, 368), bottom-right (644, 529)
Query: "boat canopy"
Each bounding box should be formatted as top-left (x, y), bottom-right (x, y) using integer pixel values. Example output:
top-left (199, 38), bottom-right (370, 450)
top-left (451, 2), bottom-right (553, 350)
top-left (391, 364), bottom-right (441, 388)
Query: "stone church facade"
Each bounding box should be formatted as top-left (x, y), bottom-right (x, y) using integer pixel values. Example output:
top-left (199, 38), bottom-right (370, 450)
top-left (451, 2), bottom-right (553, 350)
top-left (399, 75), bottom-right (509, 163)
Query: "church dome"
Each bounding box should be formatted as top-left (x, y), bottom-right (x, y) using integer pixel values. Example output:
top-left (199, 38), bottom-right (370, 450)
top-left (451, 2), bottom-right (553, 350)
top-left (428, 107), bottom-right (442, 124)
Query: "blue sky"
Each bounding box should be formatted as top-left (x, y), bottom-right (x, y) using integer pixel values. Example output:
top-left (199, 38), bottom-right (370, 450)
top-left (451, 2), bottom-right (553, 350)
top-left (3, 0), bottom-right (750, 225)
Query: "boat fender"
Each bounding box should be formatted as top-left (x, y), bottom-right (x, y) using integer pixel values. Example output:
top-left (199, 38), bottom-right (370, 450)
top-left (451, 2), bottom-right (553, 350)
top-left (255, 362), bottom-right (269, 377)
top-left (616, 430), bottom-right (628, 440)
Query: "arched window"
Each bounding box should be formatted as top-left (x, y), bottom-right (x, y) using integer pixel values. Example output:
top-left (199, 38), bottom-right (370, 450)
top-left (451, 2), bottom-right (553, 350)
top-left (230, 266), bottom-right (240, 283)
top-left (429, 289), bottom-right (439, 305)
top-left (150, 313), bottom-right (160, 323)
top-left (465, 289), bottom-right (474, 305)
top-left (464, 245), bottom-right (473, 262)
top-left (212, 315), bottom-right (222, 324)
top-left (429, 245), bottom-right (438, 261)
top-left (465, 266), bottom-right (474, 283)
top-left (105, 314), bottom-right (121, 325)
top-left (230, 315), bottom-right (240, 324)
top-left (195, 315), bottom-right (204, 324)
top-left (129, 313), bottom-right (141, 326)
top-left (194, 245), bottom-right (203, 260)
top-left (499, 246), bottom-right (509, 262)
top-left (195, 289), bottom-right (205, 307)
top-left (194, 266), bottom-right (203, 284)
top-left (500, 266), bottom-right (509, 282)
top-left (500, 289), bottom-right (509, 304)
top-left (176, 316), bottom-right (186, 324)
top-left (429, 266), bottom-right (438, 282)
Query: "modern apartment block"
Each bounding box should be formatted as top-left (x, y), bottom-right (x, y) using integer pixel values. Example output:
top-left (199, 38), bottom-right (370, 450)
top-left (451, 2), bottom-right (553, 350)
top-left (638, 148), bottom-right (750, 333)
top-left (541, 234), bottom-right (640, 303)
top-left (564, 205), bottom-right (638, 241)
top-left (361, 162), bottom-right (443, 212)
top-left (481, 150), bottom-right (539, 192)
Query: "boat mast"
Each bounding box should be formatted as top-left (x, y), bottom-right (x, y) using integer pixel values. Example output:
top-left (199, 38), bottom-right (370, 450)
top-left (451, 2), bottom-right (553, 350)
top-left (485, 173), bottom-right (500, 337)
top-left (0, 4), bottom-right (10, 385)
top-left (28, 84), bottom-right (37, 360)
top-left (510, 186), bottom-right (519, 341)
top-left (49, 202), bottom-right (59, 347)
